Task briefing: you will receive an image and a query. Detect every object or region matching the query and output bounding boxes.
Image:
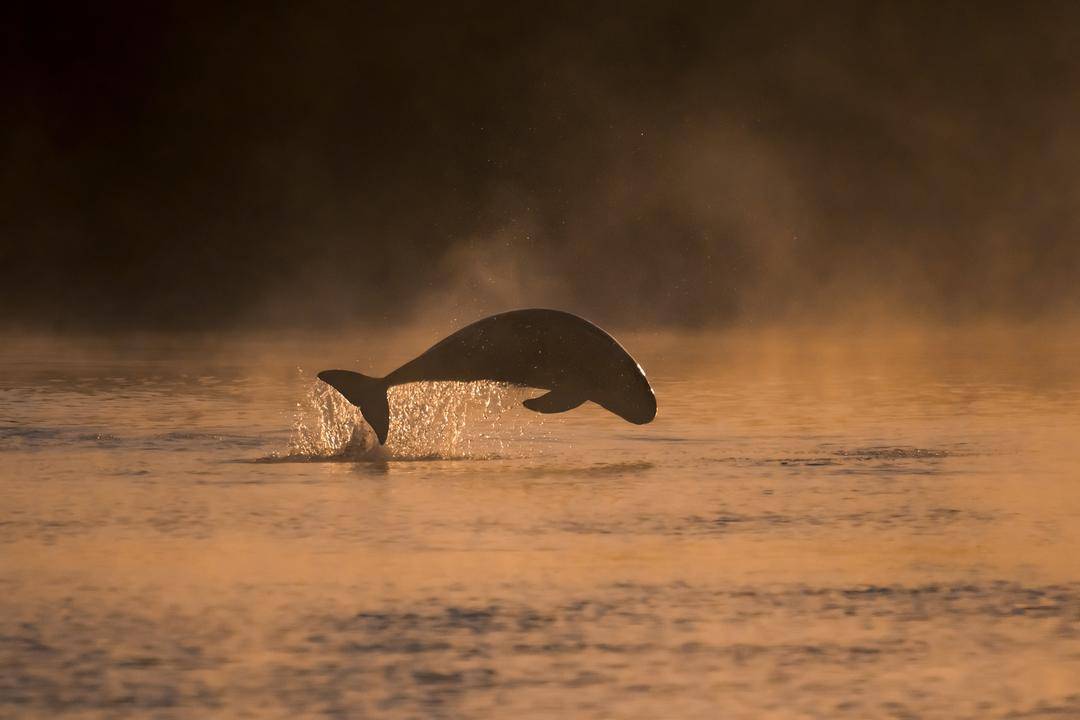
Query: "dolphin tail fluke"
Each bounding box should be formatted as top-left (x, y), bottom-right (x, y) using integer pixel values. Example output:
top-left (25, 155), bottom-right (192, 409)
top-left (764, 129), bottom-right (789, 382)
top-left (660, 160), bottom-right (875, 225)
top-left (317, 370), bottom-right (391, 444)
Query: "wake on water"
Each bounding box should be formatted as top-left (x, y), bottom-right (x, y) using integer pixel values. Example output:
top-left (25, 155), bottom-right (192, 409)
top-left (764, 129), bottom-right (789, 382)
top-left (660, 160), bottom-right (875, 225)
top-left (266, 371), bottom-right (550, 462)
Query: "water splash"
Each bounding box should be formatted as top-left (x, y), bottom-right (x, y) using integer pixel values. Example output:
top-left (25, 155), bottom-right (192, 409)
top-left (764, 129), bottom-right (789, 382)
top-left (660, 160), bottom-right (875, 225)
top-left (281, 372), bottom-right (548, 461)
top-left (386, 380), bottom-right (538, 458)
top-left (285, 375), bottom-right (375, 460)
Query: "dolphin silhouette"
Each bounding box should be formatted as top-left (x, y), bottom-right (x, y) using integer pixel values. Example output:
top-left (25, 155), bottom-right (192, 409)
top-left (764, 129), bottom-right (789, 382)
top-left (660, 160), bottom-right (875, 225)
top-left (317, 308), bottom-right (657, 444)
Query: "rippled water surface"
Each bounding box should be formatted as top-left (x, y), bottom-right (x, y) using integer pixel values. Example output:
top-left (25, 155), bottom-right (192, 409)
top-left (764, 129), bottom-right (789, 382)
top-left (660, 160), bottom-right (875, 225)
top-left (2, 328), bottom-right (1080, 719)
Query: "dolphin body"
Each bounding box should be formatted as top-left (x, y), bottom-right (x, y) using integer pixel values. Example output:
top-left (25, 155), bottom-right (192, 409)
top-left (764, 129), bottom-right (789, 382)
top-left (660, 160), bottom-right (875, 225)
top-left (317, 308), bottom-right (657, 444)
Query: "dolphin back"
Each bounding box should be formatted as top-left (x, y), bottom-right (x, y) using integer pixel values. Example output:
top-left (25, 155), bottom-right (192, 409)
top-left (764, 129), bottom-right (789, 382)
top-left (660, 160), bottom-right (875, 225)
top-left (317, 309), bottom-right (656, 445)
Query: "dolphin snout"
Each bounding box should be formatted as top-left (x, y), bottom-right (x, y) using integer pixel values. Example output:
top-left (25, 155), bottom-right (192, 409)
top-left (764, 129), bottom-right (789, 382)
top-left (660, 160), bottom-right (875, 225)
top-left (627, 391), bottom-right (657, 424)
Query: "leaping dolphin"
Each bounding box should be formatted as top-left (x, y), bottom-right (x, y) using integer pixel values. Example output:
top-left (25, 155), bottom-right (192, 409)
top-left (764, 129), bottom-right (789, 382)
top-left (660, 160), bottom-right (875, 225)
top-left (317, 308), bottom-right (657, 444)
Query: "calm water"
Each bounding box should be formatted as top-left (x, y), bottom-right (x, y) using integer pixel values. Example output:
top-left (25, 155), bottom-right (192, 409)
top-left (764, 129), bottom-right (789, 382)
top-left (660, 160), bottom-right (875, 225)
top-left (2, 328), bottom-right (1080, 719)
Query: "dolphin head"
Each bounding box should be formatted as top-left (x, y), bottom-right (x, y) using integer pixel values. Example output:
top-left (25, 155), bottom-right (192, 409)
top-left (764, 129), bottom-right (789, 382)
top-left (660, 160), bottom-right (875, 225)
top-left (593, 360), bottom-right (657, 425)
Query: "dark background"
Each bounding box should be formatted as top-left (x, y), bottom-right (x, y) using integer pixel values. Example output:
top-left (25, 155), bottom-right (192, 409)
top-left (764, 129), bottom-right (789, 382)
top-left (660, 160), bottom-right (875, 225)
top-left (5, 2), bottom-right (1080, 331)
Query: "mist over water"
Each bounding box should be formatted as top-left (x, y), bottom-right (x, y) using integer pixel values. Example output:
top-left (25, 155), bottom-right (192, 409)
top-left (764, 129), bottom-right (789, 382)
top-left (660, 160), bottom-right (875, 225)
top-left (6, 3), bottom-right (1080, 330)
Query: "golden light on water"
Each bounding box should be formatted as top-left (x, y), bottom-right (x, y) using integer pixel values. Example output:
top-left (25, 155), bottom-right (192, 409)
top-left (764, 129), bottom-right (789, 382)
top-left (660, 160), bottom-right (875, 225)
top-left (3, 326), bottom-right (1080, 717)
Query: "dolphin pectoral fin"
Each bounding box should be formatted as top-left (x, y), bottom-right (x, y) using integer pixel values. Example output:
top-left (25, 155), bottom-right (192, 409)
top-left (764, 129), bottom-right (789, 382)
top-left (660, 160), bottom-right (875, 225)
top-left (522, 388), bottom-right (587, 414)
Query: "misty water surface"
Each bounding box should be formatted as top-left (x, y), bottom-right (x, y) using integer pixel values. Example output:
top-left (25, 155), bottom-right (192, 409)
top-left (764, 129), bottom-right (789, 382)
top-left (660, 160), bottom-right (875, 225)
top-left (2, 327), bottom-right (1080, 719)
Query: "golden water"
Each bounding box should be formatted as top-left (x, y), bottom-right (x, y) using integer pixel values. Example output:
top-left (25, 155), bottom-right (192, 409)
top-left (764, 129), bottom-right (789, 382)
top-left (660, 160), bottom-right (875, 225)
top-left (2, 327), bottom-right (1079, 718)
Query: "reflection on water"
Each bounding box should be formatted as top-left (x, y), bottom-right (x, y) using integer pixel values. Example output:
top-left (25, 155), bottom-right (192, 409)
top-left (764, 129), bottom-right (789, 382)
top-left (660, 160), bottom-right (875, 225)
top-left (2, 328), bottom-right (1080, 718)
